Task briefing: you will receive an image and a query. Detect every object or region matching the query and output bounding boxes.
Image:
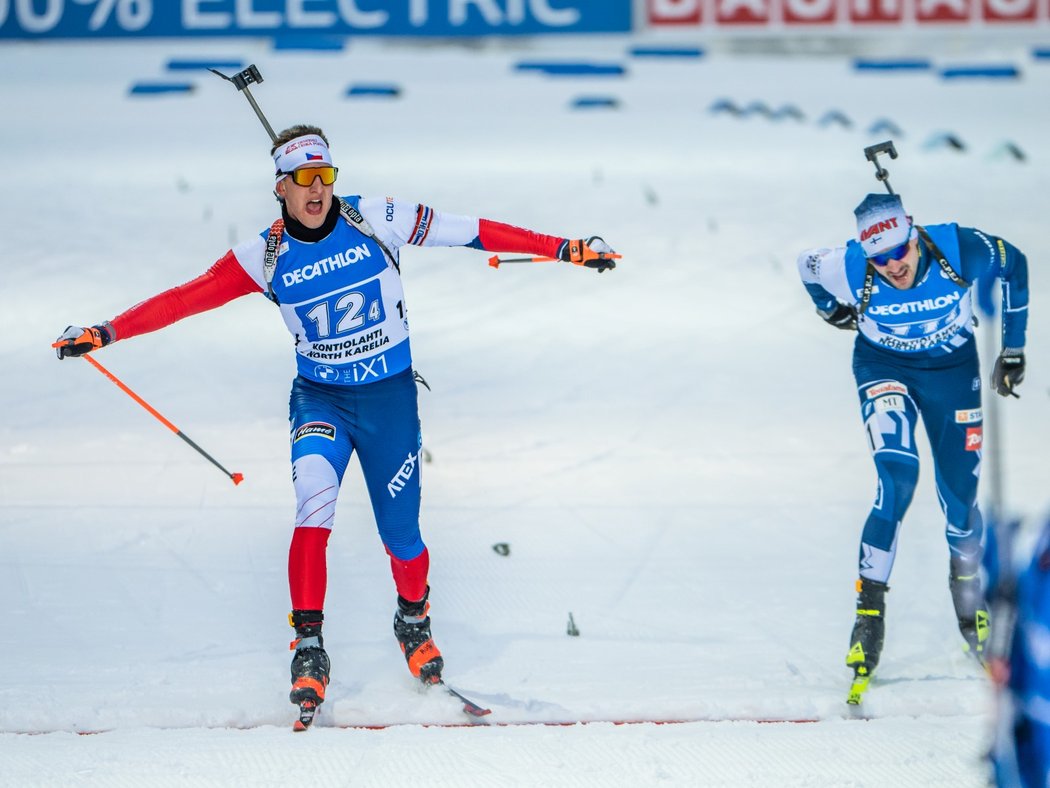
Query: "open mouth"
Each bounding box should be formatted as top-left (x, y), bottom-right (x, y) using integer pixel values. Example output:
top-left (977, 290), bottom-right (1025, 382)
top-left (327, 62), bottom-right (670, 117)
top-left (305, 198), bottom-right (323, 216)
top-left (888, 269), bottom-right (910, 286)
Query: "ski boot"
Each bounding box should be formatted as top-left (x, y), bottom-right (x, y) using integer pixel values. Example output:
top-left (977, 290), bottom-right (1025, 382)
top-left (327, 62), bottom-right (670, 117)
top-left (846, 578), bottom-right (888, 705)
top-left (289, 609), bottom-right (330, 731)
top-left (949, 556), bottom-right (990, 666)
top-left (393, 586), bottom-right (444, 686)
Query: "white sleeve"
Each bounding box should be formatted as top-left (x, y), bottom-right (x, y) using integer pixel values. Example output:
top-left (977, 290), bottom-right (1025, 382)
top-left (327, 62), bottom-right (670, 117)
top-left (358, 196), bottom-right (480, 251)
top-left (797, 246), bottom-right (854, 305)
top-left (231, 235), bottom-right (268, 291)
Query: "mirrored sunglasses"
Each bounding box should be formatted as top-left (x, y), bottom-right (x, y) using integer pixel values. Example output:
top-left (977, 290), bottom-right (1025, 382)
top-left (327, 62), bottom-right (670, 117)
top-left (868, 239), bottom-right (911, 266)
top-left (285, 166), bottom-right (338, 187)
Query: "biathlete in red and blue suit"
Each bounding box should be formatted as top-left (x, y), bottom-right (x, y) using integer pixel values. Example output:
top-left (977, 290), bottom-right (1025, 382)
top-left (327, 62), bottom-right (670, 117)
top-left (54, 124), bottom-right (618, 725)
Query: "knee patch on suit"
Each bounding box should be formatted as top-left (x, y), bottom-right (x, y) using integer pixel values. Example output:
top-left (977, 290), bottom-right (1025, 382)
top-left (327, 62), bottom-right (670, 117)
top-left (293, 454), bottom-right (339, 529)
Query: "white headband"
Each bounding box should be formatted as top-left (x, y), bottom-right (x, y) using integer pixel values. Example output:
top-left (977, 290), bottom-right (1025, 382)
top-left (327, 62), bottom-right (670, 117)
top-left (273, 134), bottom-right (333, 180)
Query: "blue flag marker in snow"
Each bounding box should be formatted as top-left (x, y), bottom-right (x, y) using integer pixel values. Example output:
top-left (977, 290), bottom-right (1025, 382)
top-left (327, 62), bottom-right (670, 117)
top-left (346, 84), bottom-right (401, 98)
top-left (129, 82), bottom-right (195, 96)
top-left (167, 59), bottom-right (244, 73)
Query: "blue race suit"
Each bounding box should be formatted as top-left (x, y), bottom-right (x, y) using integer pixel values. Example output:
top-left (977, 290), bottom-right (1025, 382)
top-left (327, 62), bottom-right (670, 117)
top-left (798, 224), bottom-right (1028, 583)
top-left (991, 514), bottom-right (1050, 787)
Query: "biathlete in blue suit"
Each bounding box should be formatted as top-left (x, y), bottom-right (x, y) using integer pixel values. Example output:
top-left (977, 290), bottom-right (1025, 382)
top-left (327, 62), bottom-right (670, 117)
top-left (54, 124), bottom-right (618, 725)
top-left (797, 193), bottom-right (1029, 692)
top-left (991, 513), bottom-right (1050, 787)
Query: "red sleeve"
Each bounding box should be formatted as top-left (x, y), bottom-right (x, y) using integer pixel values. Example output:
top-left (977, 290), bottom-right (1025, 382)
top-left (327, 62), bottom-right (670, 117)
top-left (477, 219), bottom-right (564, 258)
top-left (109, 251), bottom-right (261, 342)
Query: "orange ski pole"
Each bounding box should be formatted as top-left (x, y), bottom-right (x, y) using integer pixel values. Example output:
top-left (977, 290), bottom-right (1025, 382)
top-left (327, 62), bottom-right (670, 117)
top-left (488, 252), bottom-right (622, 269)
top-left (488, 255), bottom-right (559, 268)
top-left (80, 354), bottom-right (244, 486)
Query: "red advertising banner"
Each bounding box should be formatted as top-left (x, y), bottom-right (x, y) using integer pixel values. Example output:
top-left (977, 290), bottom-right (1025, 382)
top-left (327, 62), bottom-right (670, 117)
top-left (716, 0), bottom-right (772, 24)
top-left (915, 0), bottom-right (971, 23)
top-left (783, 0), bottom-right (838, 24)
top-left (648, 0), bottom-right (1047, 25)
top-left (850, 0), bottom-right (905, 24)
top-left (982, 0), bottom-right (1037, 21)
top-left (648, 0), bottom-right (703, 24)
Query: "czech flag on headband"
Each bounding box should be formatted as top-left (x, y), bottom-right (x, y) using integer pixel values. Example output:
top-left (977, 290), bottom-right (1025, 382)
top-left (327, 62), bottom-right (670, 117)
top-left (272, 133), bottom-right (333, 179)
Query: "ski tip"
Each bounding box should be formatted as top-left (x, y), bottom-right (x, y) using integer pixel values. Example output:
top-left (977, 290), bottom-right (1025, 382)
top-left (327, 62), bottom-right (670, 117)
top-left (231, 472), bottom-right (245, 486)
top-left (460, 699), bottom-right (492, 717)
top-left (439, 681), bottom-right (493, 717)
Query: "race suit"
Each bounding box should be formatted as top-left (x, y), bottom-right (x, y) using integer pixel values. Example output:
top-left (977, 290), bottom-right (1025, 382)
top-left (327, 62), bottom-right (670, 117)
top-left (104, 195), bottom-right (568, 607)
top-left (797, 223), bottom-right (1028, 583)
top-left (992, 514), bottom-right (1050, 787)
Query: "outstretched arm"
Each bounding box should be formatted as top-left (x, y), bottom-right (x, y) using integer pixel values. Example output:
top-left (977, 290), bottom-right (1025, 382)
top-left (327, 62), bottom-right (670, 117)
top-left (108, 251), bottom-right (262, 342)
top-left (54, 251), bottom-right (261, 358)
top-left (358, 197), bottom-right (615, 270)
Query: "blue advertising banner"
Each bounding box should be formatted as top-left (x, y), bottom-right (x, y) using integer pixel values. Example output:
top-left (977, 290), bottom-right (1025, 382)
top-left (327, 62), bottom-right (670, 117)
top-left (0, 0), bottom-right (630, 39)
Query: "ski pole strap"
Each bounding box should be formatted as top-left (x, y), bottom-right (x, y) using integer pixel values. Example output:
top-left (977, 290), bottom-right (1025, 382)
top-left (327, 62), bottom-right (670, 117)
top-left (916, 225), bottom-right (969, 288)
top-left (263, 218), bottom-right (285, 304)
top-left (337, 198), bottom-right (399, 273)
top-left (859, 264), bottom-right (875, 315)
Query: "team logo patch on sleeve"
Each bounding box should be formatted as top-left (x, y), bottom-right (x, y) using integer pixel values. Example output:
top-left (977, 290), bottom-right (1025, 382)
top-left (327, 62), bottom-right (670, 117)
top-left (955, 408), bottom-right (983, 424)
top-left (409, 205), bottom-right (434, 245)
top-left (293, 422), bottom-right (336, 442)
top-left (965, 426), bottom-right (983, 451)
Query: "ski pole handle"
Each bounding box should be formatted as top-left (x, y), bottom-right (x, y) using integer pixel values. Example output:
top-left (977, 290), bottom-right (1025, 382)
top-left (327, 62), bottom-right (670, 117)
top-left (81, 355), bottom-right (244, 486)
top-left (210, 64), bottom-right (277, 143)
top-left (864, 140), bottom-right (898, 195)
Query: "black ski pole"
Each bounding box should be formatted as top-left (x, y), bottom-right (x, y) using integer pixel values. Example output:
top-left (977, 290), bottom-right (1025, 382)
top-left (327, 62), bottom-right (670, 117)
top-left (864, 140), bottom-right (898, 195)
top-left (210, 64), bottom-right (277, 143)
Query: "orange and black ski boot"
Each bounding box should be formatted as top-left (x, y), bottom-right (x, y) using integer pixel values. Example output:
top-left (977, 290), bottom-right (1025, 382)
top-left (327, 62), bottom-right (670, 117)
top-left (393, 586), bottom-right (444, 685)
top-left (289, 609), bottom-right (330, 731)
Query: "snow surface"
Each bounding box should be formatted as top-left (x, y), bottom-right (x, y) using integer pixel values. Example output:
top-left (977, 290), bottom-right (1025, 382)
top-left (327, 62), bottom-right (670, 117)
top-left (2, 34), bottom-right (1048, 786)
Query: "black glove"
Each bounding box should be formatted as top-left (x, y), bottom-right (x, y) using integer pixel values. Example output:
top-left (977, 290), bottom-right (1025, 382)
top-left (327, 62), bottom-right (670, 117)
top-left (53, 323), bottom-right (113, 359)
top-left (557, 236), bottom-right (617, 273)
top-left (817, 302), bottom-right (858, 331)
top-left (991, 349), bottom-right (1025, 398)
